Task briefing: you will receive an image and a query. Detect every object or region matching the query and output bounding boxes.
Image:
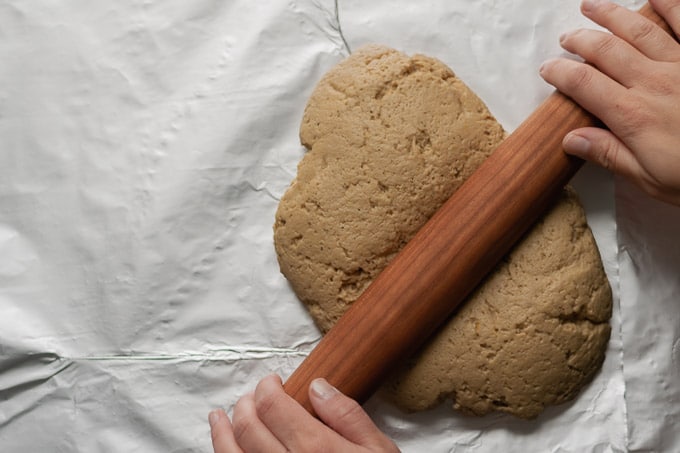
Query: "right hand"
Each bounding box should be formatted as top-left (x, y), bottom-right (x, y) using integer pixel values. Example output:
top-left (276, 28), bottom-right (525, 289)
top-left (540, 0), bottom-right (680, 205)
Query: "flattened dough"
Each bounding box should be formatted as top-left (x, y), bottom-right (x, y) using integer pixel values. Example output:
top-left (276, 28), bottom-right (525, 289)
top-left (274, 45), bottom-right (612, 419)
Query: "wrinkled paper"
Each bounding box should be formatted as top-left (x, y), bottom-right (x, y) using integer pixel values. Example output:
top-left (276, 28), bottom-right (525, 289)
top-left (1, 1), bottom-right (678, 451)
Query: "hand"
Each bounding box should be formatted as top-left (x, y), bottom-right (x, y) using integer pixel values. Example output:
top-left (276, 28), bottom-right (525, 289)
top-left (209, 375), bottom-right (400, 453)
top-left (540, 0), bottom-right (680, 206)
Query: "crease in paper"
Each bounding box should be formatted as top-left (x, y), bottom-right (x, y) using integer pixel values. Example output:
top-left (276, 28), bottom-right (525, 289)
top-left (0, 1), bottom-right (676, 452)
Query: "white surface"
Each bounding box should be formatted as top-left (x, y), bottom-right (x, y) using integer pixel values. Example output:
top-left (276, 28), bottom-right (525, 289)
top-left (0, 1), bottom-right (678, 452)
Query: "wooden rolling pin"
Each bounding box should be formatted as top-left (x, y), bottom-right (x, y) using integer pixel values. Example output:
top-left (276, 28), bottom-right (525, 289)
top-left (284, 2), bottom-right (672, 413)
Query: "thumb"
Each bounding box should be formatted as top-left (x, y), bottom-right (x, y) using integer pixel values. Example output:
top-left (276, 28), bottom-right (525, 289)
top-left (562, 127), bottom-right (642, 181)
top-left (308, 378), bottom-right (394, 450)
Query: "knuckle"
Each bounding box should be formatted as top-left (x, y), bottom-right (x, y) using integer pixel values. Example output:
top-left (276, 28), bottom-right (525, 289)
top-left (254, 391), bottom-right (280, 419)
top-left (333, 398), bottom-right (365, 426)
top-left (231, 416), bottom-right (254, 443)
top-left (597, 140), bottom-right (620, 171)
top-left (630, 19), bottom-right (656, 43)
top-left (231, 396), bottom-right (257, 442)
top-left (593, 33), bottom-right (618, 57)
top-left (565, 64), bottom-right (595, 92)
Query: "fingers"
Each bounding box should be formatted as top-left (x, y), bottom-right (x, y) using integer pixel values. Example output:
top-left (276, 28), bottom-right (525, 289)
top-left (212, 376), bottom-right (399, 453)
top-left (252, 374), bottom-right (337, 451)
top-left (558, 0), bottom-right (680, 89)
top-left (539, 58), bottom-right (632, 129)
top-left (581, 0), bottom-right (680, 62)
top-left (559, 28), bottom-right (653, 88)
top-left (649, 0), bottom-right (680, 39)
top-left (563, 127), bottom-right (648, 185)
top-left (543, 0), bottom-right (680, 206)
top-left (309, 378), bottom-right (399, 452)
top-left (209, 409), bottom-right (244, 453)
top-left (232, 392), bottom-right (287, 453)
top-left (563, 127), bottom-right (680, 204)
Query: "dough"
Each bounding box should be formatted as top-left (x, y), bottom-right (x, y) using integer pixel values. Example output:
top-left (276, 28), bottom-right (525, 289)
top-left (274, 45), bottom-right (612, 419)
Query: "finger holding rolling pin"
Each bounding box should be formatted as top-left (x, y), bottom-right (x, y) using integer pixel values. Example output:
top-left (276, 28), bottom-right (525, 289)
top-left (210, 1), bottom-right (680, 452)
top-left (540, 0), bottom-right (680, 206)
top-left (209, 375), bottom-right (398, 453)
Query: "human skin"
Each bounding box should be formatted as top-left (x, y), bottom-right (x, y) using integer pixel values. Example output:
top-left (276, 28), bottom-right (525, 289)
top-left (209, 2), bottom-right (680, 452)
top-left (208, 375), bottom-right (399, 453)
top-left (540, 0), bottom-right (680, 206)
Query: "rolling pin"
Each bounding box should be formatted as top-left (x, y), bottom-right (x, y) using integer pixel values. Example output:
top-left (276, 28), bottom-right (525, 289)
top-left (284, 2), bottom-right (672, 413)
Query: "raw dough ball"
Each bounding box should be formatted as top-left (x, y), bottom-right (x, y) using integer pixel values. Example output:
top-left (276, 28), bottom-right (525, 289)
top-left (274, 45), bottom-right (612, 419)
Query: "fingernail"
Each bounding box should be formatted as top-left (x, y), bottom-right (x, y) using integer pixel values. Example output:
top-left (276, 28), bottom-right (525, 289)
top-left (310, 378), bottom-right (339, 400)
top-left (564, 133), bottom-right (591, 155)
top-left (582, 0), bottom-right (604, 13)
top-left (208, 410), bottom-right (222, 428)
top-left (539, 59), bottom-right (555, 76)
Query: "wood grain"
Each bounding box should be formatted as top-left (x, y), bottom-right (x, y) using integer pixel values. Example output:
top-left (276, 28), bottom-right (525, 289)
top-left (283, 2), bottom-right (672, 413)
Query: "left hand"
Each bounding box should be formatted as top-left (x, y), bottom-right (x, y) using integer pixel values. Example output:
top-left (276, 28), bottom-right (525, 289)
top-left (209, 374), bottom-right (400, 452)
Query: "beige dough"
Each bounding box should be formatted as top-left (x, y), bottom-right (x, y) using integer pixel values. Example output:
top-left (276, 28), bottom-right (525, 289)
top-left (274, 45), bottom-right (612, 419)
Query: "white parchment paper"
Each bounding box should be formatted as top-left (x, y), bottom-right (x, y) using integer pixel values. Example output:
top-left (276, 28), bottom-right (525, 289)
top-left (1, 1), bottom-right (678, 452)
